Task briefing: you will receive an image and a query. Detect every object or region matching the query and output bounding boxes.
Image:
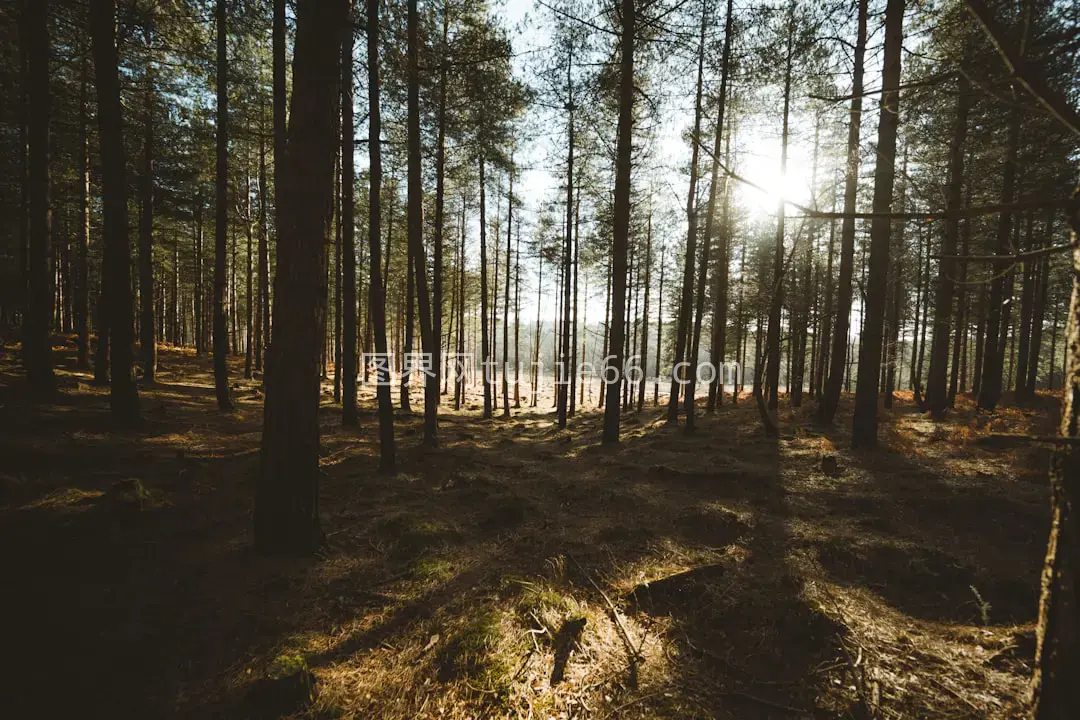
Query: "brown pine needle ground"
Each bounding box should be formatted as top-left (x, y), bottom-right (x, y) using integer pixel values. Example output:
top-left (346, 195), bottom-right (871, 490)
top-left (0, 341), bottom-right (1052, 718)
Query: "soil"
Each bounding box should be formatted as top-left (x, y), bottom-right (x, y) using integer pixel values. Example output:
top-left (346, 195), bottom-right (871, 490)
top-left (0, 342), bottom-right (1054, 718)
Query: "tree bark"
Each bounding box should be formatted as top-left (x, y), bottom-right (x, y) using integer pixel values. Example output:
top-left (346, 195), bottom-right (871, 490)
top-left (637, 207), bottom-right (652, 412)
top-left (139, 17), bottom-right (157, 383)
top-left (851, 0), bottom-right (904, 448)
top-left (76, 41), bottom-right (91, 370)
top-left (818, 0), bottom-right (867, 424)
top-left (213, 0), bottom-right (233, 410)
top-left (977, 108), bottom-right (1021, 410)
top-left (603, 0), bottom-right (634, 443)
top-left (666, 2), bottom-right (705, 427)
top-left (406, 0), bottom-right (437, 444)
top-left (342, 10), bottom-right (358, 425)
top-left (766, 3), bottom-right (795, 416)
top-left (1030, 190), bottom-right (1080, 720)
top-left (926, 75), bottom-right (971, 415)
top-left (90, 0), bottom-right (139, 421)
top-left (24, 0), bottom-right (53, 393)
top-left (479, 156), bottom-right (492, 418)
top-left (256, 0), bottom-right (346, 555)
top-left (503, 161), bottom-right (514, 418)
top-left (366, 0), bottom-right (395, 471)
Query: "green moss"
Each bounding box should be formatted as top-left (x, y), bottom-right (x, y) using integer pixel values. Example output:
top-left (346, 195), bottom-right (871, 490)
top-left (435, 610), bottom-right (522, 696)
top-left (268, 653), bottom-right (309, 680)
top-left (411, 556), bottom-right (455, 583)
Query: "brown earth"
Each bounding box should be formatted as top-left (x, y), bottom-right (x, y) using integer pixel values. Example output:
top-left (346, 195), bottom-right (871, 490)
top-left (0, 340), bottom-right (1055, 718)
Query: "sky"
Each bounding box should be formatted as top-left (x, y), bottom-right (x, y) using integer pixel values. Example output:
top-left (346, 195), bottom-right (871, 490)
top-left (465, 0), bottom-right (839, 325)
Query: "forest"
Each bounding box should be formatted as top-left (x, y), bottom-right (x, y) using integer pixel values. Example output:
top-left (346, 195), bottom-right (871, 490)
top-left (1, 0), bottom-right (1078, 717)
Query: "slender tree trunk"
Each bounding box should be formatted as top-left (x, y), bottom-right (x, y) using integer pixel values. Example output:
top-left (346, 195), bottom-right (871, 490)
top-left (433, 6), bottom-right (449, 409)
top-left (654, 244), bottom-right (665, 406)
top-left (978, 112), bottom-right (1022, 409)
top-left (570, 189), bottom-right (580, 416)
top-left (23, 0), bottom-right (53, 393)
top-left (926, 75), bottom-right (971, 415)
top-left (818, 0), bottom-right (867, 424)
top-left (949, 191), bottom-right (972, 404)
top-left (76, 43), bottom-right (91, 370)
top-left (603, 0), bottom-right (634, 443)
top-left (1029, 176), bottom-right (1080, 718)
top-left (90, 0), bottom-right (139, 420)
top-left (515, 222), bottom-right (522, 408)
top-left (851, 0), bottom-right (904, 448)
top-left (366, 0), bottom-right (395, 471)
top-left (637, 208), bottom-right (652, 412)
top-left (257, 112), bottom-right (268, 372)
top-left (558, 51), bottom-right (574, 427)
top-left (342, 12), bottom-right (358, 424)
top-left (213, 0), bottom-right (233, 410)
top-left (1028, 212), bottom-right (1054, 393)
top-left (139, 18), bottom-right (157, 383)
top-left (246, 164), bottom-right (255, 379)
top-left (765, 4), bottom-right (795, 419)
top-left (407, 0), bottom-right (437, 444)
top-left (1015, 211), bottom-right (1036, 399)
top-left (532, 240), bottom-right (543, 408)
top-left (401, 251), bottom-right (414, 411)
top-left (479, 156), bottom-right (492, 418)
top-left (502, 161), bottom-right (514, 417)
top-left (667, 3), bottom-right (705, 426)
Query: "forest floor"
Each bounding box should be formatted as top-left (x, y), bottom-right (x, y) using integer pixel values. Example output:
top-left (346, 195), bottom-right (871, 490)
top-left (0, 340), bottom-right (1057, 719)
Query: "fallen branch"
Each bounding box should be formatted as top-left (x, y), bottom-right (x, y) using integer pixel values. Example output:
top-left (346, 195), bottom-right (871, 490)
top-left (979, 433), bottom-right (1080, 448)
top-left (570, 556), bottom-right (642, 664)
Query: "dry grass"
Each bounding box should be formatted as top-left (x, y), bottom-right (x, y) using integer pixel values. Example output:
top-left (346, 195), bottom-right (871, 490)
top-left (0, 340), bottom-right (1055, 718)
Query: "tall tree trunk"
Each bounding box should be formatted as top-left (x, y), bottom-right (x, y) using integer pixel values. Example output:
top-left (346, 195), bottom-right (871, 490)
top-left (666, 2), bottom-right (705, 426)
top-left (503, 161), bottom-right (514, 418)
top-left (1028, 212), bottom-right (1054, 393)
top-left (851, 0), bottom-right (903, 448)
top-left (139, 18), bottom-right (157, 383)
top-left (694, 0), bottom-right (734, 422)
top-left (557, 50), bottom-right (574, 427)
top-left (213, 0), bottom-right (233, 410)
top-left (949, 190), bottom-right (972, 403)
top-left (1015, 212), bottom-right (1035, 400)
top-left (194, 200), bottom-right (204, 356)
top-left (532, 238), bottom-right (543, 408)
top-left (257, 114), bottom-right (269, 373)
top-left (407, 0), bottom-right (437, 444)
top-left (818, 0), bottom-right (867, 424)
top-left (479, 156), bottom-right (492, 418)
top-left (977, 113), bottom-right (1022, 409)
top-left (342, 10), bottom-right (358, 425)
top-left (654, 243), bottom-right (665, 406)
top-left (433, 5), bottom-right (449, 410)
top-left (273, 0), bottom-right (287, 329)
top-left (1029, 179), bottom-right (1080, 718)
top-left (926, 74), bottom-right (971, 415)
top-left (23, 0), bottom-right (53, 393)
top-left (76, 43), bottom-right (91, 370)
top-left (366, 0), bottom-right (395, 471)
top-left (246, 153), bottom-right (255, 379)
top-left (637, 207), bottom-right (652, 411)
top-left (570, 187), bottom-right (580, 415)
top-left (256, 0), bottom-right (346, 556)
top-left (90, 0), bottom-right (139, 420)
top-left (514, 222), bottom-right (522, 408)
top-left (603, 0), bottom-right (634, 443)
top-left (765, 3), bottom-right (795, 418)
